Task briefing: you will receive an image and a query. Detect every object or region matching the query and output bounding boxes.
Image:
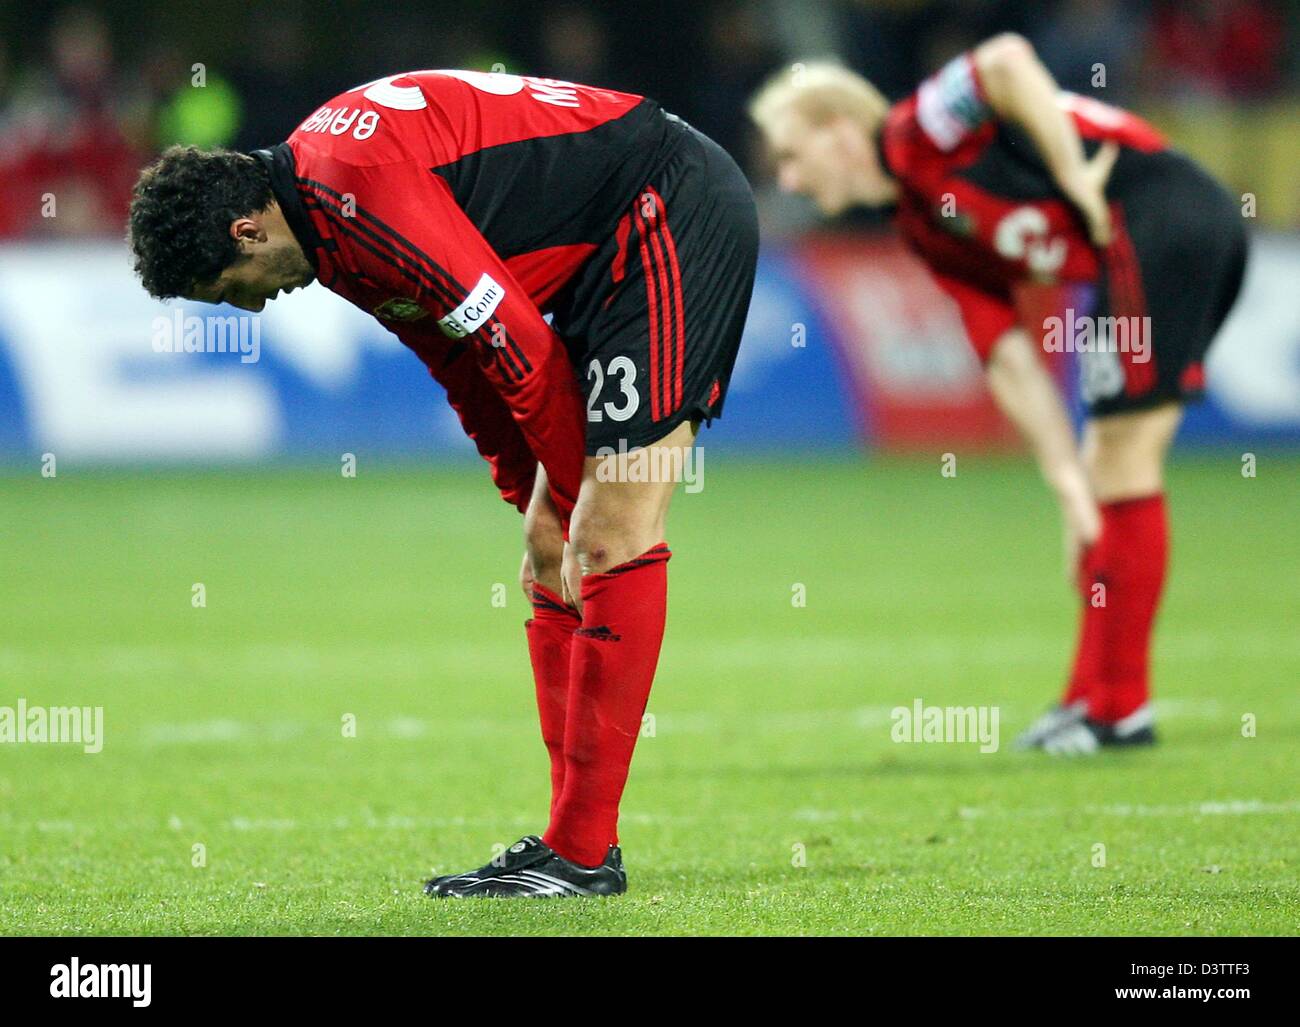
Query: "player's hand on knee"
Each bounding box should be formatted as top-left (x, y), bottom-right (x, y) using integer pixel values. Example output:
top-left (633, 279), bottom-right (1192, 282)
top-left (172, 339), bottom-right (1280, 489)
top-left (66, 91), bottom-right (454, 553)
top-left (1062, 516), bottom-right (1084, 590)
top-left (1059, 484), bottom-right (1101, 589)
top-left (1063, 141), bottom-right (1119, 248)
top-left (561, 543), bottom-right (583, 615)
top-left (519, 551), bottom-right (535, 603)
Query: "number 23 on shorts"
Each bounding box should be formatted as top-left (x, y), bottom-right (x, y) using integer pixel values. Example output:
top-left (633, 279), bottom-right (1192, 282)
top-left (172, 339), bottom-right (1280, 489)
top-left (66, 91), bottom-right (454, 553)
top-left (586, 356), bottom-right (640, 422)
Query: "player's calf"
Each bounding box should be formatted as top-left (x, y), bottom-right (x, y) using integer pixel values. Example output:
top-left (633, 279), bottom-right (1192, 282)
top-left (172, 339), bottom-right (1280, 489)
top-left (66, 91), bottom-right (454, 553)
top-left (542, 423), bottom-right (691, 870)
top-left (520, 465), bottom-right (581, 820)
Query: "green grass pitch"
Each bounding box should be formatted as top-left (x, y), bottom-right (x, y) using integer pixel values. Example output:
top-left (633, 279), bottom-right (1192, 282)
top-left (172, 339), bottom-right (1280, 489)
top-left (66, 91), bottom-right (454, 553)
top-left (1, 454), bottom-right (1296, 935)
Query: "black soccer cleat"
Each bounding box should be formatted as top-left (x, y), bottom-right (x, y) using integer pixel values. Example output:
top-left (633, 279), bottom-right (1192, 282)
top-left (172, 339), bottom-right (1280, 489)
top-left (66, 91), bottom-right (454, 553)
top-left (423, 835), bottom-right (549, 897)
top-left (1039, 703), bottom-right (1157, 755)
top-left (1013, 700), bottom-right (1087, 751)
top-left (1091, 711), bottom-right (1158, 747)
top-left (423, 835), bottom-right (626, 899)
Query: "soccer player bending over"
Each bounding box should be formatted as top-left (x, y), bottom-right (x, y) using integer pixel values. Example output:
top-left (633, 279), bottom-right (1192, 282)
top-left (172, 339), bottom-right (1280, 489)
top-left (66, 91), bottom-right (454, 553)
top-left (749, 36), bottom-right (1246, 754)
top-left (129, 70), bottom-right (757, 894)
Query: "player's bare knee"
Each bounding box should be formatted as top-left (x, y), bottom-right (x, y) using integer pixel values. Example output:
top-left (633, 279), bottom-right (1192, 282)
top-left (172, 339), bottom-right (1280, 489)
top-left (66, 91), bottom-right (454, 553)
top-left (568, 504), bottom-right (658, 577)
top-left (567, 516), bottom-right (618, 576)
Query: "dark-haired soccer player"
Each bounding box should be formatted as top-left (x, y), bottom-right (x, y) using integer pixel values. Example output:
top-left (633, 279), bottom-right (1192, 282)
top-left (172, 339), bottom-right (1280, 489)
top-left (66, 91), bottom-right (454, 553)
top-left (130, 70), bottom-right (757, 894)
top-left (749, 36), bottom-right (1246, 754)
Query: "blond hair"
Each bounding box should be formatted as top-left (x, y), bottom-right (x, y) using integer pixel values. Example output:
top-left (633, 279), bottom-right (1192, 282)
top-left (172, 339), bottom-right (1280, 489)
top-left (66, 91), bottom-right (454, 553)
top-left (748, 61), bottom-right (889, 132)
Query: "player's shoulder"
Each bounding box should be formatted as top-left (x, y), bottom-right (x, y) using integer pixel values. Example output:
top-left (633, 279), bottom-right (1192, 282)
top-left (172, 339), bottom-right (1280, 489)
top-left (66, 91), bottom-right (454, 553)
top-left (286, 77), bottom-right (419, 169)
top-left (286, 70), bottom-right (512, 168)
top-left (287, 70), bottom-right (649, 171)
top-left (881, 90), bottom-right (991, 188)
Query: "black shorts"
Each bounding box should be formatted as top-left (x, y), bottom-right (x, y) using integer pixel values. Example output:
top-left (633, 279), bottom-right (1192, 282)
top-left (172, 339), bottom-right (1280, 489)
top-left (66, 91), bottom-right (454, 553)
top-left (549, 120), bottom-right (760, 454)
top-left (1082, 148), bottom-right (1248, 418)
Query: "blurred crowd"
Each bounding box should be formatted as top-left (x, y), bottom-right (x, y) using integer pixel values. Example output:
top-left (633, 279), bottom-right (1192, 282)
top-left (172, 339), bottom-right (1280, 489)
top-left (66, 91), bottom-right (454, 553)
top-left (0, 0), bottom-right (1296, 240)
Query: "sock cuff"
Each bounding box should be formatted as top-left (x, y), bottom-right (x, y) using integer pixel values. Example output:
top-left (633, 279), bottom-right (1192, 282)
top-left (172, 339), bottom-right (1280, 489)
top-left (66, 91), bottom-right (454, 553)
top-left (1100, 493), bottom-right (1168, 541)
top-left (1100, 493), bottom-right (1165, 515)
top-left (530, 582), bottom-right (580, 621)
top-left (579, 542), bottom-right (671, 599)
top-left (591, 542), bottom-right (671, 578)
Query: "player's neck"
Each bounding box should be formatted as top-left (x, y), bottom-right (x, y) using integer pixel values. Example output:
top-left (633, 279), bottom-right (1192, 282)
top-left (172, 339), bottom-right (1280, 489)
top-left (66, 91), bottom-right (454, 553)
top-left (262, 201), bottom-right (310, 264)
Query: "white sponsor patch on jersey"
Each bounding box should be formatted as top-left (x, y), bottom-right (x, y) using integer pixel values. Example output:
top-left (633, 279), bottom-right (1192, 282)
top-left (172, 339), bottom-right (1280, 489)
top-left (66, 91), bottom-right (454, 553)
top-left (916, 55), bottom-right (989, 152)
top-left (437, 273), bottom-right (505, 338)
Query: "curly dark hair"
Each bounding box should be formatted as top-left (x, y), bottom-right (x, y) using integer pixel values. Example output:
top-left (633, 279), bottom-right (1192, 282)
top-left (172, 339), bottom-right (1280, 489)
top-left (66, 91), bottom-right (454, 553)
top-left (128, 145), bottom-right (274, 299)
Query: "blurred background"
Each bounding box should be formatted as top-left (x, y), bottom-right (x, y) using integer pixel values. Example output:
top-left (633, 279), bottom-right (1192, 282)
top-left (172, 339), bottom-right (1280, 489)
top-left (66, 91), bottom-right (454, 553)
top-left (0, 0), bottom-right (1297, 461)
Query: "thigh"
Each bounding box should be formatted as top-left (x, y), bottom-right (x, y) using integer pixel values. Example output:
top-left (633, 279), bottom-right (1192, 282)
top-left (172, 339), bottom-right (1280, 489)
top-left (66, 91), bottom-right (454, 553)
top-left (1083, 402), bottom-right (1184, 501)
top-left (566, 419), bottom-right (699, 576)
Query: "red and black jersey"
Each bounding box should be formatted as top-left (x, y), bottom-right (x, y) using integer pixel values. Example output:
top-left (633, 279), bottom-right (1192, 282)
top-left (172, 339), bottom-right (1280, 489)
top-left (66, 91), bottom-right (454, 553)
top-left (879, 53), bottom-right (1169, 360)
top-left (253, 70), bottom-right (690, 519)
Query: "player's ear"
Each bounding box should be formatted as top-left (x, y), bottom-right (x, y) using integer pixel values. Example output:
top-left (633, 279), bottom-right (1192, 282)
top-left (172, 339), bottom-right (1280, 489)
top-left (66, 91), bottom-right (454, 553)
top-left (229, 216), bottom-right (266, 246)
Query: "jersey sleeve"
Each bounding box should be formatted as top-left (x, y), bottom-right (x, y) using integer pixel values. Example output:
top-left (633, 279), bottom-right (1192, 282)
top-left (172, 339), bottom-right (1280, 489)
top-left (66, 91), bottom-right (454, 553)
top-left (339, 159), bottom-right (586, 522)
top-left (932, 272), bottom-right (1019, 363)
top-left (416, 337), bottom-right (538, 514)
top-left (914, 53), bottom-right (993, 152)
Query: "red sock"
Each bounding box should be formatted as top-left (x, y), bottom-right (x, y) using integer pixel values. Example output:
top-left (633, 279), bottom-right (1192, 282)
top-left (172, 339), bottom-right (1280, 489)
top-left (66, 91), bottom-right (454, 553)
top-left (544, 543), bottom-right (670, 868)
top-left (525, 583), bottom-right (580, 821)
top-left (1061, 544), bottom-right (1104, 708)
top-left (1081, 495), bottom-right (1169, 723)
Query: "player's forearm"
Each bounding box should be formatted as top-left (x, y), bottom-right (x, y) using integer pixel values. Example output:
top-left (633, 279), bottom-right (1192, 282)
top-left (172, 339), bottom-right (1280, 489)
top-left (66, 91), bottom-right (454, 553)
top-left (984, 329), bottom-right (1088, 500)
top-left (483, 345), bottom-right (586, 520)
top-left (974, 34), bottom-right (1089, 200)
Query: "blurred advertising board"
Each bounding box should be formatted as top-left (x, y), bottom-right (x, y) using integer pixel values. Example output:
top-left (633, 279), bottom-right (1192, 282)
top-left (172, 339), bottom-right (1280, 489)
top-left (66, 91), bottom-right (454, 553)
top-left (0, 235), bottom-right (1294, 463)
